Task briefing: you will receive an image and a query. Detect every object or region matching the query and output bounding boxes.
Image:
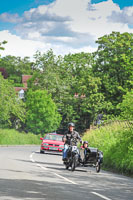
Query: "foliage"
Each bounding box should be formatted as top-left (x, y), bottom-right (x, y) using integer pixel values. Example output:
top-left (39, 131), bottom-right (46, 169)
top-left (0, 40), bottom-right (7, 62)
top-left (92, 32), bottom-right (133, 115)
top-left (0, 68), bottom-right (8, 78)
top-left (117, 89), bottom-right (133, 120)
top-left (1, 32), bottom-right (133, 134)
top-left (29, 50), bottom-right (108, 132)
top-left (0, 41), bottom-right (7, 52)
top-left (0, 55), bottom-right (34, 84)
top-left (0, 128), bottom-right (41, 145)
top-left (26, 89), bottom-right (61, 134)
top-left (0, 73), bottom-right (26, 128)
top-left (82, 121), bottom-right (133, 175)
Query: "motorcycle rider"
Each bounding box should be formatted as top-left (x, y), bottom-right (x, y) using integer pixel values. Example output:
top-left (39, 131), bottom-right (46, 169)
top-left (62, 122), bottom-right (82, 161)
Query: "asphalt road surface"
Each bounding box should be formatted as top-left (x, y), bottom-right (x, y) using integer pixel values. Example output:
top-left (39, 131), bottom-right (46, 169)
top-left (0, 146), bottom-right (132, 200)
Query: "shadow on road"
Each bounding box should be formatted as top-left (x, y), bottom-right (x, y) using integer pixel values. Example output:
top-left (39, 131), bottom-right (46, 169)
top-left (0, 178), bottom-right (92, 200)
top-left (36, 151), bottom-right (62, 156)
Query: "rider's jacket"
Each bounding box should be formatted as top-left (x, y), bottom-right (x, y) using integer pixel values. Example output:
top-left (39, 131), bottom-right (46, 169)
top-left (62, 130), bottom-right (82, 146)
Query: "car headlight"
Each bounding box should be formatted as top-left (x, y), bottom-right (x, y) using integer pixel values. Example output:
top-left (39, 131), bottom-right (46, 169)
top-left (43, 143), bottom-right (48, 145)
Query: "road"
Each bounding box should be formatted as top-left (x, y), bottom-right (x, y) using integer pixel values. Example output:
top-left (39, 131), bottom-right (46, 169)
top-left (0, 146), bottom-right (132, 200)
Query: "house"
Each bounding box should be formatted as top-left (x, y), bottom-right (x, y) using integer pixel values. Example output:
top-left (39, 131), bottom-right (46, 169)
top-left (15, 75), bottom-right (32, 99)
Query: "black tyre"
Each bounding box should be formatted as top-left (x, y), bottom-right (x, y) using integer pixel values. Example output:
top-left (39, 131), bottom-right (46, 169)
top-left (71, 156), bottom-right (76, 171)
top-left (65, 163), bottom-right (69, 170)
top-left (40, 150), bottom-right (45, 154)
top-left (96, 162), bottom-right (100, 173)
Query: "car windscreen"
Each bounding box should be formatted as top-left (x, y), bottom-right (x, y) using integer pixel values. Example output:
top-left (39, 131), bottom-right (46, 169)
top-left (44, 134), bottom-right (63, 141)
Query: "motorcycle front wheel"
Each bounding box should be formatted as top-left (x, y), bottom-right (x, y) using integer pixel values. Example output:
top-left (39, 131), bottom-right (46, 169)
top-left (65, 162), bottom-right (69, 170)
top-left (71, 155), bottom-right (76, 171)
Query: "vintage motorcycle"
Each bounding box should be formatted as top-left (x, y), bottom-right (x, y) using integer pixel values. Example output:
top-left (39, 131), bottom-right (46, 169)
top-left (63, 144), bottom-right (80, 171)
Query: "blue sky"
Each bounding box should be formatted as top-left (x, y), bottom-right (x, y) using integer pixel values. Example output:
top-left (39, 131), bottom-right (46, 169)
top-left (0, 0), bottom-right (132, 13)
top-left (91, 0), bottom-right (133, 9)
top-left (0, 0), bottom-right (55, 14)
top-left (0, 0), bottom-right (132, 58)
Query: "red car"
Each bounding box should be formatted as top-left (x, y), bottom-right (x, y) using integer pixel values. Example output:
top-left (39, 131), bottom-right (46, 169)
top-left (40, 133), bottom-right (64, 153)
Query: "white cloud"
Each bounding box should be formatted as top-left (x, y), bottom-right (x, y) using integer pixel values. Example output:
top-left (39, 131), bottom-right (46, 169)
top-left (0, 13), bottom-right (21, 23)
top-left (0, 30), bottom-right (50, 58)
top-left (0, 0), bottom-right (132, 58)
top-left (108, 6), bottom-right (133, 25)
top-left (0, 30), bottom-right (96, 59)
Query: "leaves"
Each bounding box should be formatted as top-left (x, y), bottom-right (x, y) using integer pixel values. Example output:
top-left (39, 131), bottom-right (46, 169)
top-left (117, 89), bottom-right (133, 120)
top-left (93, 32), bottom-right (133, 114)
top-left (0, 74), bottom-right (25, 127)
top-left (26, 89), bottom-right (61, 134)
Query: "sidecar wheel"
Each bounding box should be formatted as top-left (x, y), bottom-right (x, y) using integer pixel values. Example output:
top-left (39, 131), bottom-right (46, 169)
top-left (96, 162), bottom-right (100, 173)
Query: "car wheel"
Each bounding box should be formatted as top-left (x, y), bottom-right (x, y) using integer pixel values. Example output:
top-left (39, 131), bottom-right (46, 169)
top-left (40, 150), bottom-right (44, 154)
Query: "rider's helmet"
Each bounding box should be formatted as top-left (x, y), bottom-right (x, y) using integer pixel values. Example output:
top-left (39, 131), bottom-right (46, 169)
top-left (68, 122), bottom-right (75, 127)
top-left (83, 141), bottom-right (88, 148)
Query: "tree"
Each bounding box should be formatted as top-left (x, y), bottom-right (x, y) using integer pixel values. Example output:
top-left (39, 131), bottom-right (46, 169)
top-left (0, 40), bottom-right (7, 62)
top-left (117, 89), bottom-right (133, 120)
top-left (29, 51), bottom-right (109, 132)
top-left (26, 89), bottom-right (61, 134)
top-left (92, 32), bottom-right (133, 115)
top-left (59, 52), bottom-right (110, 132)
top-left (0, 41), bottom-right (7, 52)
top-left (0, 55), bottom-right (35, 85)
top-left (0, 73), bottom-right (25, 128)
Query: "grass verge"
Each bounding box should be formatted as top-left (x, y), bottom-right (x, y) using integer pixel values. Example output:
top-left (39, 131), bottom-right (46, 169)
top-left (82, 121), bottom-right (133, 176)
top-left (0, 128), bottom-right (41, 145)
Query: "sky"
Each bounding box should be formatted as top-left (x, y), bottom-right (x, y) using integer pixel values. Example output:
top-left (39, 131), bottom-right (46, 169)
top-left (0, 0), bottom-right (133, 59)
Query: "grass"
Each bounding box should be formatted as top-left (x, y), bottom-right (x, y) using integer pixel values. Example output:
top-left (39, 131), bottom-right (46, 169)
top-left (82, 121), bottom-right (133, 176)
top-left (0, 128), bottom-right (41, 145)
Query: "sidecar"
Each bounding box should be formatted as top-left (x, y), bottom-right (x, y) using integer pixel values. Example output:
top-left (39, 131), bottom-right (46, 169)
top-left (80, 147), bottom-right (103, 173)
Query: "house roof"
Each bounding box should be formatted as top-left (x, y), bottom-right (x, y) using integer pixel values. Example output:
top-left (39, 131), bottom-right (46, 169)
top-left (22, 75), bottom-right (32, 83)
top-left (15, 87), bottom-right (27, 92)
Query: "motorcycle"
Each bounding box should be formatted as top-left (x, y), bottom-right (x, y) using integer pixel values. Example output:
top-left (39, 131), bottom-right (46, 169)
top-left (63, 144), bottom-right (80, 171)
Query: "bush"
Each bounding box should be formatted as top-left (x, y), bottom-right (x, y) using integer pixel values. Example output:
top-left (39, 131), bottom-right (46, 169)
top-left (82, 121), bottom-right (133, 175)
top-left (0, 128), bottom-right (41, 145)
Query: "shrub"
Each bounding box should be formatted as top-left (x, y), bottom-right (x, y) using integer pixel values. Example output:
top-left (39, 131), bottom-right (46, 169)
top-left (82, 121), bottom-right (133, 175)
top-left (0, 129), bottom-right (41, 145)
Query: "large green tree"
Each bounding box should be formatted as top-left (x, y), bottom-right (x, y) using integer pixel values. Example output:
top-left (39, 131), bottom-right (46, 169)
top-left (92, 32), bottom-right (133, 115)
top-left (29, 51), bottom-right (107, 132)
top-left (0, 55), bottom-right (35, 85)
top-left (26, 89), bottom-right (61, 134)
top-left (0, 73), bottom-right (25, 128)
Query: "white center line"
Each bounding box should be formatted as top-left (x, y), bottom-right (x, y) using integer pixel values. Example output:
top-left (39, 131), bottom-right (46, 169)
top-left (54, 173), bottom-right (77, 185)
top-left (92, 192), bottom-right (112, 200)
top-left (30, 151), bottom-right (77, 185)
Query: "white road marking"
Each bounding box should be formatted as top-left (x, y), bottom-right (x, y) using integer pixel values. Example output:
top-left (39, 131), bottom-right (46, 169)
top-left (54, 173), bottom-right (77, 185)
top-left (30, 151), bottom-right (112, 200)
top-left (30, 151), bottom-right (77, 185)
top-left (92, 192), bottom-right (112, 200)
